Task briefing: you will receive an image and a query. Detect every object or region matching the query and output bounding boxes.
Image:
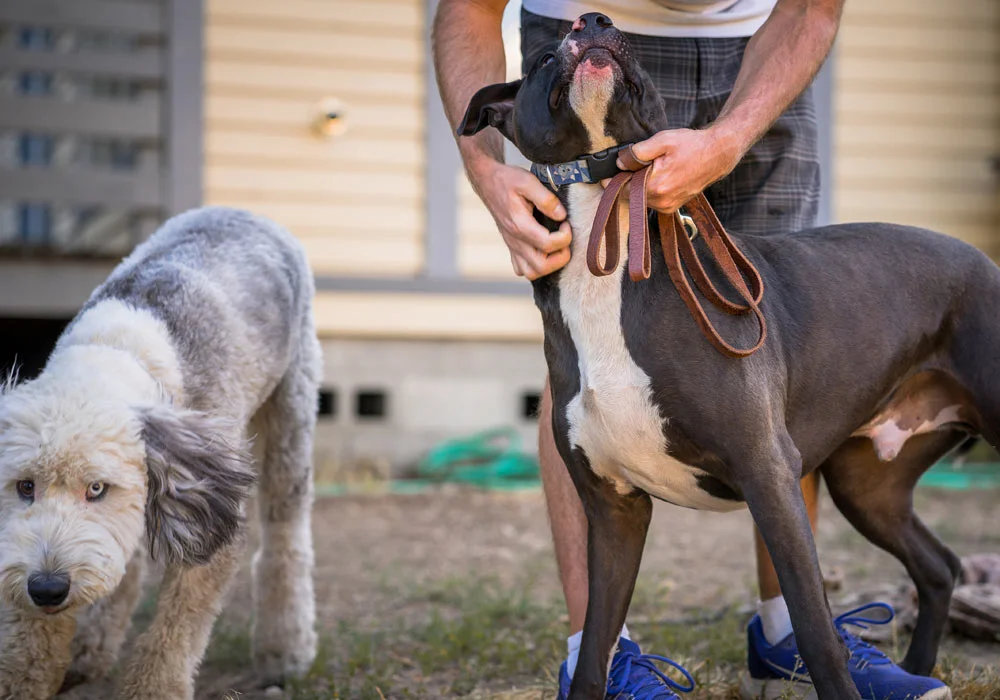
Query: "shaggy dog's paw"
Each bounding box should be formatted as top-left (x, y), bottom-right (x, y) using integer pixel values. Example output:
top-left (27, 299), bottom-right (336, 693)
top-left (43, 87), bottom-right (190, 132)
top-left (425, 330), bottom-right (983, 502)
top-left (55, 677), bottom-right (116, 699)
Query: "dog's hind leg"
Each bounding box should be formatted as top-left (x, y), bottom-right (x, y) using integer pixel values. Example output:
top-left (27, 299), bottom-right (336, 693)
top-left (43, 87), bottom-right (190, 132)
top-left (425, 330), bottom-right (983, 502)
top-left (60, 551), bottom-right (145, 692)
top-left (822, 432), bottom-right (964, 676)
top-left (114, 534), bottom-right (246, 700)
top-left (249, 327), bottom-right (320, 685)
top-left (568, 464), bottom-right (652, 700)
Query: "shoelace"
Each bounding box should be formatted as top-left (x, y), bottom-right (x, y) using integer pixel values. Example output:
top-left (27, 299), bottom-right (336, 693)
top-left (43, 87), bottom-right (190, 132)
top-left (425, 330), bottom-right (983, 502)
top-left (833, 602), bottom-right (896, 669)
top-left (607, 649), bottom-right (695, 699)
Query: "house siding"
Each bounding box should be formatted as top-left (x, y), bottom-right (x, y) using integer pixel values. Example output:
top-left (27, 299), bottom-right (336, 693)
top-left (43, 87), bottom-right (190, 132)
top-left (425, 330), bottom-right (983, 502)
top-left (833, 0), bottom-right (999, 253)
top-left (203, 0), bottom-right (427, 278)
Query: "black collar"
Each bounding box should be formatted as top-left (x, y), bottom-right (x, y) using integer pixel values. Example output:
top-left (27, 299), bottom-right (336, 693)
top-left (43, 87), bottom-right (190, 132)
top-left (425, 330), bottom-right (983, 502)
top-left (530, 144), bottom-right (631, 190)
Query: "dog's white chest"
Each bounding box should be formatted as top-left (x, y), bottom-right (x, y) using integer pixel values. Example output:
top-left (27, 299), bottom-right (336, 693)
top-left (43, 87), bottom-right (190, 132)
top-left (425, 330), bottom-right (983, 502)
top-left (558, 187), bottom-right (743, 512)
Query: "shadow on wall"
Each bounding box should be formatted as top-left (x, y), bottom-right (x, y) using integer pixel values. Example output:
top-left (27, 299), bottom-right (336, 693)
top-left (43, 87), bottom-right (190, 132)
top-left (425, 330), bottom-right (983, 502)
top-left (0, 317), bottom-right (70, 381)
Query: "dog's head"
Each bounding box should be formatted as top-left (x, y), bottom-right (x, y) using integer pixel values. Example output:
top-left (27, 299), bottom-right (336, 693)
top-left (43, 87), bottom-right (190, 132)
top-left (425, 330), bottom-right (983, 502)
top-left (0, 366), bottom-right (254, 615)
top-left (458, 12), bottom-right (667, 163)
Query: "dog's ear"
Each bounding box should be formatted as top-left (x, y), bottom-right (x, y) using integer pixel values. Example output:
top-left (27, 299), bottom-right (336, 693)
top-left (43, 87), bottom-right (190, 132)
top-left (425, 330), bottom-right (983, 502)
top-left (457, 79), bottom-right (522, 142)
top-left (139, 405), bottom-right (255, 566)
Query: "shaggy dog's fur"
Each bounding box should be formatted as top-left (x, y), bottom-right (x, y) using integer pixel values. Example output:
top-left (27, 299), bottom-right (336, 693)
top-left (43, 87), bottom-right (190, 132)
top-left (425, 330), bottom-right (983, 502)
top-left (0, 207), bottom-right (321, 699)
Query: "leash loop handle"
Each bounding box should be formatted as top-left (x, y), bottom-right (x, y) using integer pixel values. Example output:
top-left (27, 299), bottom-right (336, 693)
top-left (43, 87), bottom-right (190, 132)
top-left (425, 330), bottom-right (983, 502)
top-left (660, 209), bottom-right (766, 358)
top-left (585, 145), bottom-right (767, 358)
top-left (586, 170), bottom-right (631, 276)
top-left (627, 166), bottom-right (652, 282)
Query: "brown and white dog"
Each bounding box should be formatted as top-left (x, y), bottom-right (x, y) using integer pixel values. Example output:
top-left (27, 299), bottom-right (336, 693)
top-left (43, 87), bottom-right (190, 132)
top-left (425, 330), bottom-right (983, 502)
top-left (458, 12), bottom-right (993, 700)
top-left (0, 207), bottom-right (320, 699)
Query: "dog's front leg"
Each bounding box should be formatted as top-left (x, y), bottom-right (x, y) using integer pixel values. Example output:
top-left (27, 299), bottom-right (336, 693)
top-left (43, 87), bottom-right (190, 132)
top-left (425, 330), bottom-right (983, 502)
top-left (61, 551), bottom-right (145, 692)
top-left (114, 534), bottom-right (245, 700)
top-left (569, 470), bottom-right (652, 700)
top-left (0, 606), bottom-right (76, 700)
top-left (741, 438), bottom-right (861, 700)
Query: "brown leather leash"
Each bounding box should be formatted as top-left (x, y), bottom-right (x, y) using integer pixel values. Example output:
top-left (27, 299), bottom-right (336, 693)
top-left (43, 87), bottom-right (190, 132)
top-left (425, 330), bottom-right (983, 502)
top-left (586, 145), bottom-right (767, 359)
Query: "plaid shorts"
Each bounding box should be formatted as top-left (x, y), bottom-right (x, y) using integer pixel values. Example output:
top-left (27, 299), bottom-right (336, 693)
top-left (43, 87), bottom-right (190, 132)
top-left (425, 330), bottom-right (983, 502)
top-left (520, 9), bottom-right (821, 236)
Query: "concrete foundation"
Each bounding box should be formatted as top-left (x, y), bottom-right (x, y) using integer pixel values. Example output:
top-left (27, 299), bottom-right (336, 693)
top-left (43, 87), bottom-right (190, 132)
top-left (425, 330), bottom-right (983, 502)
top-left (314, 338), bottom-right (547, 479)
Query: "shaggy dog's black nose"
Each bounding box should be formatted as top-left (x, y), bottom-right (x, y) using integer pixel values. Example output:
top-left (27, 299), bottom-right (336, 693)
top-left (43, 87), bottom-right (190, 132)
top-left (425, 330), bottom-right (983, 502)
top-left (27, 572), bottom-right (70, 608)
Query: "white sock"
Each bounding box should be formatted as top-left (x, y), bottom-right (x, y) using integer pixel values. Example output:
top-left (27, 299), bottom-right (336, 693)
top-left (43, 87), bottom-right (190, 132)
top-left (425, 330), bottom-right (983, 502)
top-left (758, 595), bottom-right (794, 645)
top-left (565, 623), bottom-right (630, 679)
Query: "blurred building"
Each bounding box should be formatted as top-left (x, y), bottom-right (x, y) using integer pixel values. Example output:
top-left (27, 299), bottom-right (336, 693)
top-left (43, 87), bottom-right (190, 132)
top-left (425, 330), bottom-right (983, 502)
top-left (0, 0), bottom-right (997, 473)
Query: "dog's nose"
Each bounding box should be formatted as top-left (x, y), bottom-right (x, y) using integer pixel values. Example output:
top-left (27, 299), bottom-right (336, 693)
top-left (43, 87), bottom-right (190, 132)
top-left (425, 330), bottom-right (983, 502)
top-left (27, 573), bottom-right (70, 608)
top-left (572, 13), bottom-right (614, 33)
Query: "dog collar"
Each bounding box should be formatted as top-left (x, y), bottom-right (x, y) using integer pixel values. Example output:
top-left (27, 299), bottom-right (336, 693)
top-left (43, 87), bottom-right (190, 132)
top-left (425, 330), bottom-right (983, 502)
top-left (530, 144), bottom-right (632, 190)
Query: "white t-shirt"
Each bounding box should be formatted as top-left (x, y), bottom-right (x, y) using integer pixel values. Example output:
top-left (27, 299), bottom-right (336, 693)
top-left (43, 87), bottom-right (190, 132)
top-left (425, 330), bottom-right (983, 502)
top-left (522, 0), bottom-right (776, 37)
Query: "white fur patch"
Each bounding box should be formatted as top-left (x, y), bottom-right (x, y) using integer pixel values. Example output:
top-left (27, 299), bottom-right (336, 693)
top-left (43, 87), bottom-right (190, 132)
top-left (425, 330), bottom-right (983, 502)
top-left (57, 299), bottom-right (184, 402)
top-left (862, 405), bottom-right (963, 462)
top-left (559, 184), bottom-right (745, 512)
top-left (567, 64), bottom-right (616, 153)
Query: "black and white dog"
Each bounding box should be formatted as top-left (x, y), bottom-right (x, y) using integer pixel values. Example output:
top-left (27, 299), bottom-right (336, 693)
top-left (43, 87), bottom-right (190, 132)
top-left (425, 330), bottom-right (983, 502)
top-left (459, 13), bottom-right (993, 700)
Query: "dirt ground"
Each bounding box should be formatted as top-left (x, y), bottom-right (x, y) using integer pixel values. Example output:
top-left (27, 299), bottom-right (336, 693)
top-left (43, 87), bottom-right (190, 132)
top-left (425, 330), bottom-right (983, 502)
top-left (65, 485), bottom-right (1000, 699)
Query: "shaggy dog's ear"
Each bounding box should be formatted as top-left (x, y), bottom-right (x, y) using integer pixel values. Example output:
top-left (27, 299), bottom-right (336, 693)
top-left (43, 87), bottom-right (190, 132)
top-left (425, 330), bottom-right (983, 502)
top-left (139, 406), bottom-right (256, 566)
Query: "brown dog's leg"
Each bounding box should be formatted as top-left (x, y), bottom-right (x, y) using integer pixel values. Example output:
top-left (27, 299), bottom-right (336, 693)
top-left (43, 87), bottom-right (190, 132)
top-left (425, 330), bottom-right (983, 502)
top-left (569, 473), bottom-right (652, 700)
top-left (822, 432), bottom-right (963, 675)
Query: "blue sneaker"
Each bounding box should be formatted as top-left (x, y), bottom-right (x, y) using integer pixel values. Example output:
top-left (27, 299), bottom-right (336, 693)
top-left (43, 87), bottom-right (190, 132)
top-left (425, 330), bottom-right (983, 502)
top-left (558, 636), bottom-right (695, 699)
top-left (740, 602), bottom-right (951, 700)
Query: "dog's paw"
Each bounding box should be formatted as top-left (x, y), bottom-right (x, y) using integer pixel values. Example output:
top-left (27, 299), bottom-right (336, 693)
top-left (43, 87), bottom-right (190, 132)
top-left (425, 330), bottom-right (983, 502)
top-left (55, 677), bottom-right (116, 699)
top-left (116, 667), bottom-right (193, 700)
top-left (115, 680), bottom-right (193, 700)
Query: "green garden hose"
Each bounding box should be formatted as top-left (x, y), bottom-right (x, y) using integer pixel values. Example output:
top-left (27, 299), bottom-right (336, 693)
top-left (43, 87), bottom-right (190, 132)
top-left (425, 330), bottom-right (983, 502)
top-left (314, 426), bottom-right (541, 497)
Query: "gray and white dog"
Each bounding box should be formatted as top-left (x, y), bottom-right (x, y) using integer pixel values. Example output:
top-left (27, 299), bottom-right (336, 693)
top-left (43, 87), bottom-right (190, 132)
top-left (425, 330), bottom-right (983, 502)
top-left (0, 207), bottom-right (320, 699)
top-left (460, 12), bottom-right (992, 700)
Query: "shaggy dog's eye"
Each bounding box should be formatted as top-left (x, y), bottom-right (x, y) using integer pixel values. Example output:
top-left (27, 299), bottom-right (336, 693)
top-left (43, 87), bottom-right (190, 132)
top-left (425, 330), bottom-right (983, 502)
top-left (86, 481), bottom-right (108, 502)
top-left (15, 480), bottom-right (34, 503)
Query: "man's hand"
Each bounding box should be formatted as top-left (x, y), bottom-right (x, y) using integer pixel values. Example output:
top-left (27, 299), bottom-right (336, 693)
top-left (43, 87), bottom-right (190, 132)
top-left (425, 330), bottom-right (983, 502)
top-left (433, 0), bottom-right (572, 281)
top-left (469, 159), bottom-right (572, 280)
top-left (619, 127), bottom-right (741, 213)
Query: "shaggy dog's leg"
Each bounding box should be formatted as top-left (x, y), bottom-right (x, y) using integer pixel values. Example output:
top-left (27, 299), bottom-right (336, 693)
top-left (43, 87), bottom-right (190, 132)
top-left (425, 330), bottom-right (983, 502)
top-left (0, 606), bottom-right (76, 700)
top-left (61, 552), bottom-right (146, 692)
top-left (250, 328), bottom-right (320, 684)
top-left (114, 534), bottom-right (246, 700)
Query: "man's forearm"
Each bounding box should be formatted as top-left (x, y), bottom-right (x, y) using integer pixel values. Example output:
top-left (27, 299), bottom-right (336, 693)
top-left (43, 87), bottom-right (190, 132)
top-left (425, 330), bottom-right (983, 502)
top-left (712, 0), bottom-right (844, 159)
top-left (432, 0), bottom-right (509, 174)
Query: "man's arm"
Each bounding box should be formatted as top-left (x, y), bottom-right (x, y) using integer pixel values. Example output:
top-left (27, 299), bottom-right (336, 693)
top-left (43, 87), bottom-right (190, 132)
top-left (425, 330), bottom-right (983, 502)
top-left (433, 0), bottom-right (508, 171)
top-left (629, 0), bottom-right (845, 212)
top-left (433, 0), bottom-right (571, 280)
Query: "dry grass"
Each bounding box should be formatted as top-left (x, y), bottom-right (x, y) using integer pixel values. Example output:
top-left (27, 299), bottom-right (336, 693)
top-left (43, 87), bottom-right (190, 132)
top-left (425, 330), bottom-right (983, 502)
top-left (199, 572), bottom-right (1000, 699)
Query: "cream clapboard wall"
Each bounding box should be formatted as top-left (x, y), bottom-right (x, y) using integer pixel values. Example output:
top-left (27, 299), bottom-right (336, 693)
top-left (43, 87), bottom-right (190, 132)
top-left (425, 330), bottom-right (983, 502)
top-left (833, 0), bottom-right (999, 252)
top-left (204, 0), bottom-right (425, 276)
top-left (204, 0), bottom-right (542, 339)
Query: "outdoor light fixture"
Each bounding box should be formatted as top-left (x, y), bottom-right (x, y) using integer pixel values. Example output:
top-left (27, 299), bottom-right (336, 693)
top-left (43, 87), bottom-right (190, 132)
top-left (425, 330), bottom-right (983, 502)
top-left (312, 96), bottom-right (348, 138)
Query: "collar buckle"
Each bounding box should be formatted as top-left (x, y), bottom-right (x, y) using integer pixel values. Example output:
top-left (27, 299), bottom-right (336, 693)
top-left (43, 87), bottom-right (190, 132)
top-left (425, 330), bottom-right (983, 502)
top-left (531, 143), bottom-right (632, 190)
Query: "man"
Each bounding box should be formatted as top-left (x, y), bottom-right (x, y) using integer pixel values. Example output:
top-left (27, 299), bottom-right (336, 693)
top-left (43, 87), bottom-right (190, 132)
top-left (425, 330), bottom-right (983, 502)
top-left (432, 2), bottom-right (948, 699)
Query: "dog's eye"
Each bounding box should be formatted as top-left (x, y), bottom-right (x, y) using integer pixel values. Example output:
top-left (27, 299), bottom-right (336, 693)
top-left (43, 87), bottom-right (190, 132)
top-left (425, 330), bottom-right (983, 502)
top-left (86, 481), bottom-right (108, 502)
top-left (15, 480), bottom-right (33, 503)
top-left (540, 52), bottom-right (555, 67)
